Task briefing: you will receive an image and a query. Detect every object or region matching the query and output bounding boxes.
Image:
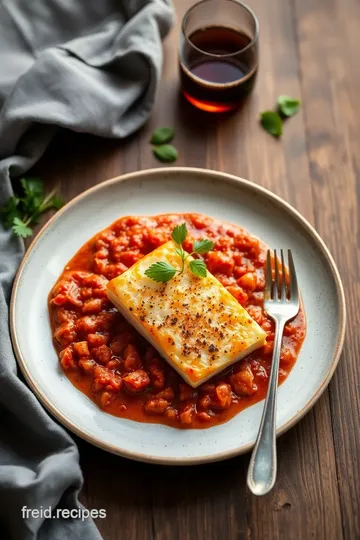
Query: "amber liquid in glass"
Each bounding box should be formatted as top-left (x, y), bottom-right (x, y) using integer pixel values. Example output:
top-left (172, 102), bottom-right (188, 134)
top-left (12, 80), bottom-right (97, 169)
top-left (180, 26), bottom-right (257, 112)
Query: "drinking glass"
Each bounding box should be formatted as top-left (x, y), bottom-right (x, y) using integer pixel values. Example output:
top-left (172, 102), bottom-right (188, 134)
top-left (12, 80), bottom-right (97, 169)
top-left (179, 0), bottom-right (259, 112)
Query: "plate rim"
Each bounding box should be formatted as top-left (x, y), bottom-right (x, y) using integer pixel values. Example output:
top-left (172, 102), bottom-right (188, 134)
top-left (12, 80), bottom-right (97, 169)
top-left (10, 167), bottom-right (347, 465)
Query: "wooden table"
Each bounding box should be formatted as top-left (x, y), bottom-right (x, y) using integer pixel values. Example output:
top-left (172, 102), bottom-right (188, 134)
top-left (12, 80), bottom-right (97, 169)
top-left (30, 0), bottom-right (360, 538)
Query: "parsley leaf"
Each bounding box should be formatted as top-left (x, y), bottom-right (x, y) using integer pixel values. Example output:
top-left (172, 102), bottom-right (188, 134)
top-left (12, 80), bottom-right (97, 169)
top-left (193, 238), bottom-right (214, 254)
top-left (171, 223), bottom-right (187, 245)
top-left (50, 195), bottom-right (64, 210)
top-left (12, 217), bottom-right (33, 238)
top-left (0, 197), bottom-right (20, 228)
top-left (189, 259), bottom-right (207, 278)
top-left (20, 177), bottom-right (44, 198)
top-left (1, 177), bottom-right (63, 239)
top-left (277, 95), bottom-right (300, 117)
top-left (145, 261), bottom-right (177, 283)
top-left (151, 127), bottom-right (174, 145)
top-left (260, 111), bottom-right (283, 137)
top-left (145, 223), bottom-right (212, 283)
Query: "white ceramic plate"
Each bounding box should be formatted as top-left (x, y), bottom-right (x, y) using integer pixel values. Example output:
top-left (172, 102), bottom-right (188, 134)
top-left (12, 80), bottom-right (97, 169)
top-left (11, 168), bottom-right (346, 464)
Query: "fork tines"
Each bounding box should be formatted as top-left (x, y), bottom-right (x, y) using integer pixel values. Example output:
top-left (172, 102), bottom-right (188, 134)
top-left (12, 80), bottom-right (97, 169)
top-left (265, 249), bottom-right (299, 304)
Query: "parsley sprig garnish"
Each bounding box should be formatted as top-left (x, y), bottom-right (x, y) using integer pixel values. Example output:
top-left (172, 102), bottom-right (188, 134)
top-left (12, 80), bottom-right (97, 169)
top-left (0, 177), bottom-right (64, 238)
top-left (145, 223), bottom-right (214, 283)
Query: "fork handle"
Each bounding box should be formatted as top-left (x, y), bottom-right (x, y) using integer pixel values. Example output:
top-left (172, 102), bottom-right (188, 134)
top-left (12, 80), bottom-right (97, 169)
top-left (247, 318), bottom-right (286, 496)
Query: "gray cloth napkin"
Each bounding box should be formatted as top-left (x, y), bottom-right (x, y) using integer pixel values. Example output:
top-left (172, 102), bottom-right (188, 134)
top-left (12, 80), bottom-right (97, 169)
top-left (0, 0), bottom-right (174, 538)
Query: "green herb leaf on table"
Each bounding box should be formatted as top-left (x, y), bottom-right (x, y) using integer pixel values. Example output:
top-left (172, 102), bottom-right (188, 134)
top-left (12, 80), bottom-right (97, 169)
top-left (12, 217), bottom-right (33, 239)
top-left (277, 95), bottom-right (300, 117)
top-left (151, 127), bottom-right (174, 145)
top-left (20, 177), bottom-right (44, 198)
top-left (260, 111), bottom-right (283, 137)
top-left (38, 188), bottom-right (64, 212)
top-left (153, 144), bottom-right (178, 163)
top-left (0, 177), bottom-right (63, 239)
top-left (50, 195), bottom-right (64, 210)
top-left (189, 259), bottom-right (207, 278)
top-left (0, 196), bottom-right (20, 228)
top-left (193, 238), bottom-right (214, 254)
top-left (145, 261), bottom-right (177, 283)
top-left (171, 223), bottom-right (187, 245)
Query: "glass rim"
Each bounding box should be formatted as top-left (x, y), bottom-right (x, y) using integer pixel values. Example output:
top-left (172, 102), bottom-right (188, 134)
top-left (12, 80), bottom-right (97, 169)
top-left (181, 0), bottom-right (259, 59)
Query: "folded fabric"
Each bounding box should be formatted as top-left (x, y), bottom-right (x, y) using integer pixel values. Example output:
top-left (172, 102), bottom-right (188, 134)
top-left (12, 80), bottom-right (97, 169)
top-left (0, 0), bottom-right (174, 538)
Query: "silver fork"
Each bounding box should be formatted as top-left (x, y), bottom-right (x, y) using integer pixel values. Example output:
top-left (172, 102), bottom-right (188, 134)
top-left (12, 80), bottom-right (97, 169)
top-left (247, 249), bottom-right (300, 496)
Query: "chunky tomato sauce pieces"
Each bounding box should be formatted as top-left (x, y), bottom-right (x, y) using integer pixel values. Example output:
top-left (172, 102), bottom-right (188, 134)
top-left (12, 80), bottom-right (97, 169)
top-left (48, 214), bottom-right (306, 429)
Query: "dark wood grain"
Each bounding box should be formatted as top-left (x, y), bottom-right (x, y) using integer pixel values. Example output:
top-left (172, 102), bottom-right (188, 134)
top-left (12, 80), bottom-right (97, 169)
top-left (27, 0), bottom-right (360, 538)
top-left (294, 0), bottom-right (360, 537)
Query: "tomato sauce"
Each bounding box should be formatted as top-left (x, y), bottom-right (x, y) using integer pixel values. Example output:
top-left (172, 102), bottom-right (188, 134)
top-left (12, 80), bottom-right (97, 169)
top-left (48, 213), bottom-right (306, 429)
